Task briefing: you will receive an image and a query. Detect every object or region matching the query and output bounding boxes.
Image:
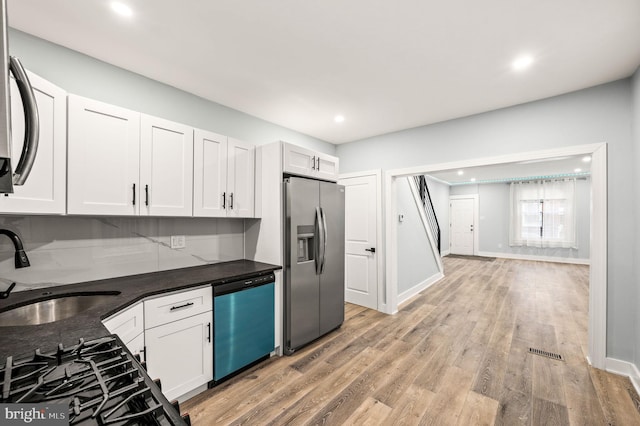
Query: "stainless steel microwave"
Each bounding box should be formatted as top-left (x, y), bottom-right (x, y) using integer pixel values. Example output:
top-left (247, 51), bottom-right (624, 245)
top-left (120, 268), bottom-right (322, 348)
top-left (0, 0), bottom-right (39, 194)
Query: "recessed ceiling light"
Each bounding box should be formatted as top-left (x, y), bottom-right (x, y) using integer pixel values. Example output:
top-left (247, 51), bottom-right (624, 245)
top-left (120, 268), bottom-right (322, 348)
top-left (470, 178), bottom-right (476, 182)
top-left (334, 115), bottom-right (345, 123)
top-left (574, 168), bottom-right (582, 173)
top-left (512, 55), bottom-right (533, 71)
top-left (111, 2), bottom-right (133, 17)
top-left (457, 170), bottom-right (464, 176)
top-left (582, 156), bottom-right (592, 163)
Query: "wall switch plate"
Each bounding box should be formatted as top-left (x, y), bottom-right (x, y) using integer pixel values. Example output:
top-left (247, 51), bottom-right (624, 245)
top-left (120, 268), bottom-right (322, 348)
top-left (170, 235), bottom-right (186, 249)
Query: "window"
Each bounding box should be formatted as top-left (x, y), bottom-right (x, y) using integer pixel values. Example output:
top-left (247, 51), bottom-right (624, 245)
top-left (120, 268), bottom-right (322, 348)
top-left (509, 180), bottom-right (577, 248)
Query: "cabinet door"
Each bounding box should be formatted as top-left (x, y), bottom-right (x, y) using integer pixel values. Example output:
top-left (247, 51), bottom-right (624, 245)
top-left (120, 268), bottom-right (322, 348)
top-left (227, 137), bottom-right (255, 218)
top-left (145, 311), bottom-right (213, 401)
top-left (67, 95), bottom-right (140, 215)
top-left (125, 332), bottom-right (145, 359)
top-left (0, 72), bottom-right (66, 214)
top-left (316, 155), bottom-right (340, 182)
top-left (102, 302), bottom-right (144, 344)
top-left (140, 114), bottom-right (193, 216)
top-left (193, 129), bottom-right (227, 217)
top-left (282, 143), bottom-right (314, 177)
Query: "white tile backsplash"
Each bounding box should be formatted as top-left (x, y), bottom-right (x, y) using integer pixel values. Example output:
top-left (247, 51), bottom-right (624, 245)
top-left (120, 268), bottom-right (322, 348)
top-left (0, 216), bottom-right (245, 292)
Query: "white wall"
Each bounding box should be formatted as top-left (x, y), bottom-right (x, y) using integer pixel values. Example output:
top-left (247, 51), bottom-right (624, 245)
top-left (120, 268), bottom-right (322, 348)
top-left (396, 178), bottom-right (439, 295)
top-left (337, 79), bottom-right (635, 362)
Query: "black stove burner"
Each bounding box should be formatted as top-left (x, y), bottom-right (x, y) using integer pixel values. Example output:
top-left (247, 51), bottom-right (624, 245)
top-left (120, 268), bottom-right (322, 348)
top-left (1, 336), bottom-right (188, 426)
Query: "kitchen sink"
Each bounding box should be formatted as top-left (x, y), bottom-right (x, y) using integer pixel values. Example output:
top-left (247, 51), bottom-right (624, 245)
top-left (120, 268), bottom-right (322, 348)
top-left (0, 291), bottom-right (121, 326)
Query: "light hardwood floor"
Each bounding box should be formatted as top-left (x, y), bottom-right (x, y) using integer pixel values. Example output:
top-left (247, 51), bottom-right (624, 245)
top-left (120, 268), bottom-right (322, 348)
top-left (182, 257), bottom-right (640, 425)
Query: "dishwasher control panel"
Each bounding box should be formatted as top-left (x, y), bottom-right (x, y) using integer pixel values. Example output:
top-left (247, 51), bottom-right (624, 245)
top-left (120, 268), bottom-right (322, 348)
top-left (213, 273), bottom-right (276, 296)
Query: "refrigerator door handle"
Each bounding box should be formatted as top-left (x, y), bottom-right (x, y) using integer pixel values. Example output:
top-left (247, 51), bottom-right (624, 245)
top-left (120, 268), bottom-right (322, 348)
top-left (315, 207), bottom-right (324, 275)
top-left (9, 56), bottom-right (39, 186)
top-left (320, 207), bottom-right (328, 273)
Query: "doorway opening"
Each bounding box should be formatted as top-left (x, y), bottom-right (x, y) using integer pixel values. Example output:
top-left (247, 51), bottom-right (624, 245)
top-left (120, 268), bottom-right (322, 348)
top-left (384, 143), bottom-right (607, 369)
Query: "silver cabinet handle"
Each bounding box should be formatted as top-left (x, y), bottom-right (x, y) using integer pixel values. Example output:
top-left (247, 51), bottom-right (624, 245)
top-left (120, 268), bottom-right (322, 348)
top-left (222, 192), bottom-right (226, 209)
top-left (229, 192), bottom-right (234, 209)
top-left (9, 57), bottom-right (39, 186)
top-left (207, 322), bottom-right (211, 343)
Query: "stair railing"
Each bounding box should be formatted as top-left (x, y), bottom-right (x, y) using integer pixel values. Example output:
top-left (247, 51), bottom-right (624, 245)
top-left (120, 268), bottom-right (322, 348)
top-left (413, 175), bottom-right (441, 254)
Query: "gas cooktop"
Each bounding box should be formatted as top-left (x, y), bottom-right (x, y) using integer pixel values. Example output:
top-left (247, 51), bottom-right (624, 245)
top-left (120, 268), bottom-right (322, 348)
top-left (1, 335), bottom-right (190, 425)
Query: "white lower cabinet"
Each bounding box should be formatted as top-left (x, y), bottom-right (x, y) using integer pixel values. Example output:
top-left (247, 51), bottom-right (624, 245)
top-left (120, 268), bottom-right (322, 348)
top-left (145, 311), bottom-right (213, 401)
top-left (143, 285), bottom-right (213, 402)
top-left (102, 302), bottom-right (144, 357)
top-left (103, 286), bottom-right (214, 402)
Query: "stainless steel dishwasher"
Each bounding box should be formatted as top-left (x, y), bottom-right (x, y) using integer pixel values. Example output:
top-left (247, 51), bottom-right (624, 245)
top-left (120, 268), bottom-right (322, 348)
top-left (213, 272), bottom-right (275, 383)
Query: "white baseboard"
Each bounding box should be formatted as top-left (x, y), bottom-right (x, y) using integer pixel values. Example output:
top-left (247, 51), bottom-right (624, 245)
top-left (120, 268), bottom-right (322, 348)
top-left (477, 251), bottom-right (590, 265)
top-left (441, 249), bottom-right (450, 257)
top-left (177, 383), bottom-right (208, 403)
top-left (397, 272), bottom-right (444, 306)
top-left (605, 357), bottom-right (640, 396)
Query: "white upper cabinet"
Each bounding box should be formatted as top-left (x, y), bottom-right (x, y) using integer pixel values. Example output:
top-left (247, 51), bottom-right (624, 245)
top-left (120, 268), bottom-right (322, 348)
top-left (67, 95), bottom-right (141, 215)
top-left (67, 97), bottom-right (195, 217)
top-left (193, 131), bottom-right (255, 218)
top-left (0, 72), bottom-right (66, 214)
top-left (282, 142), bottom-right (339, 182)
top-left (316, 155), bottom-right (339, 181)
top-left (140, 114), bottom-right (193, 216)
top-left (193, 129), bottom-right (227, 217)
top-left (227, 137), bottom-right (255, 218)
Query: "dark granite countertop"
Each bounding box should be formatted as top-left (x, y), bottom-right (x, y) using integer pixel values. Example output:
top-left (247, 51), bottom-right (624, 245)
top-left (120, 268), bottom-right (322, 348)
top-left (0, 259), bottom-right (281, 360)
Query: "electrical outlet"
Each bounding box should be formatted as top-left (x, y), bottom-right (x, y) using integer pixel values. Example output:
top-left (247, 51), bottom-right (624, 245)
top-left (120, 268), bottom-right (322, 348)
top-left (170, 235), bottom-right (186, 249)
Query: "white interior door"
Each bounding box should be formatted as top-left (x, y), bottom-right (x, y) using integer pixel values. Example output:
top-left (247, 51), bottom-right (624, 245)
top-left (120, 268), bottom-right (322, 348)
top-left (450, 198), bottom-right (475, 255)
top-left (339, 174), bottom-right (378, 310)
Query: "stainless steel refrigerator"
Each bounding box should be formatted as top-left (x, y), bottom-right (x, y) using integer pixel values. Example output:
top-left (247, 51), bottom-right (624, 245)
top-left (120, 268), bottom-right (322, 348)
top-left (284, 176), bottom-right (345, 355)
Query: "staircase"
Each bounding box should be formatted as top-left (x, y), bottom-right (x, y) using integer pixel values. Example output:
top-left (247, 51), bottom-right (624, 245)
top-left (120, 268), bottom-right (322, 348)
top-left (413, 175), bottom-right (441, 254)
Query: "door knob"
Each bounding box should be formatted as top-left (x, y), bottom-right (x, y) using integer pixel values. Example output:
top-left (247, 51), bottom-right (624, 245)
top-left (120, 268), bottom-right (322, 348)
top-left (365, 247), bottom-right (376, 253)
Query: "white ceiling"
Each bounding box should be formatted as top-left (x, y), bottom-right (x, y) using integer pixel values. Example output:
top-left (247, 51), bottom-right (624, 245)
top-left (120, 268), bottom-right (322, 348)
top-left (427, 154), bottom-right (592, 185)
top-left (7, 0), bottom-right (640, 144)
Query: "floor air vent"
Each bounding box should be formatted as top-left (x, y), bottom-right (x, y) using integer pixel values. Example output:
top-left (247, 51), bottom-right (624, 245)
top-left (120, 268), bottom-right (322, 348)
top-left (529, 347), bottom-right (564, 361)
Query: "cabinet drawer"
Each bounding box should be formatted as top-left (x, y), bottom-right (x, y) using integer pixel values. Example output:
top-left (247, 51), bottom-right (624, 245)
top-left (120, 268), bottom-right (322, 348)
top-left (102, 302), bottom-right (144, 344)
top-left (144, 286), bottom-right (212, 329)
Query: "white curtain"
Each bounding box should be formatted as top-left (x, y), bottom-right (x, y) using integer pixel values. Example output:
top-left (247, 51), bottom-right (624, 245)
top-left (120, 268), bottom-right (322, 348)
top-left (509, 179), bottom-right (577, 248)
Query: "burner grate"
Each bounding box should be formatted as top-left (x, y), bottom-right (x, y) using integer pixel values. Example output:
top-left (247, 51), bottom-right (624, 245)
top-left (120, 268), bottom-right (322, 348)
top-left (1, 336), bottom-right (184, 425)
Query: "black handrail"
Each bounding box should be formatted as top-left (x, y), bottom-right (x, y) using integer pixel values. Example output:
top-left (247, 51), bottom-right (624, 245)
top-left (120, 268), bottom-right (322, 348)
top-left (413, 175), bottom-right (441, 254)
